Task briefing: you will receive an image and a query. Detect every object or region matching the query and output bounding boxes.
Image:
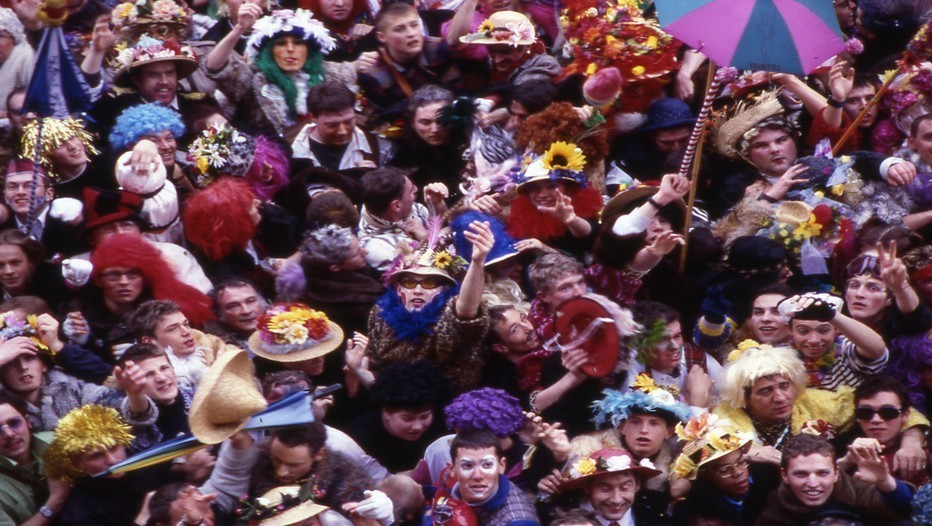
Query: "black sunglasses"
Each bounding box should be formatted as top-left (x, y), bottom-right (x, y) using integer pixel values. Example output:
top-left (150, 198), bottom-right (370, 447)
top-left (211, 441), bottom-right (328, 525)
top-left (854, 405), bottom-right (903, 421)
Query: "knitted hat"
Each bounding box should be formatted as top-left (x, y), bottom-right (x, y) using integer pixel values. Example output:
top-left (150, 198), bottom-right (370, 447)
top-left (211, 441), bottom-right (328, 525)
top-left (188, 348), bottom-right (268, 444)
top-left (451, 211), bottom-right (519, 267)
top-left (671, 413), bottom-right (753, 480)
top-left (111, 35), bottom-right (199, 88)
top-left (245, 9), bottom-right (336, 61)
top-left (247, 303), bottom-right (344, 363)
top-left (638, 98), bottom-right (696, 133)
top-left (81, 187), bottom-right (145, 233)
top-left (564, 448), bottom-right (660, 488)
top-left (110, 103), bottom-right (185, 152)
top-left (593, 374), bottom-right (691, 428)
top-left (43, 405), bottom-right (134, 485)
top-left (460, 11), bottom-right (536, 46)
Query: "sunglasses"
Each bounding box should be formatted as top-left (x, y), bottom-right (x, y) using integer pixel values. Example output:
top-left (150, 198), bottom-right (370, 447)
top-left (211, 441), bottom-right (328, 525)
top-left (397, 277), bottom-right (445, 290)
top-left (0, 417), bottom-right (24, 434)
top-left (854, 405), bottom-right (903, 421)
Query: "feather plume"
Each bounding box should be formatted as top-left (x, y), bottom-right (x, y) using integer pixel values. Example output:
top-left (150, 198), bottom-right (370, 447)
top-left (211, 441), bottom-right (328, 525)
top-left (425, 215), bottom-right (443, 251)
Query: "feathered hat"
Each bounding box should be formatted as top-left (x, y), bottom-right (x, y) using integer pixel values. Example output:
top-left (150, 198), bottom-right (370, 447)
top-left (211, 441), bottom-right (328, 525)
top-left (671, 413), bottom-right (753, 480)
top-left (385, 216), bottom-right (466, 286)
top-left (711, 90), bottom-right (795, 161)
top-left (245, 9), bottom-right (336, 61)
top-left (43, 405), bottom-right (134, 485)
top-left (592, 373), bottom-right (691, 428)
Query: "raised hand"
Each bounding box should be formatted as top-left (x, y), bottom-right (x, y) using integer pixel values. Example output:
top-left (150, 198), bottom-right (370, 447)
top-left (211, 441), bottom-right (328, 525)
top-left (876, 241), bottom-right (910, 293)
top-left (464, 220), bottom-right (494, 265)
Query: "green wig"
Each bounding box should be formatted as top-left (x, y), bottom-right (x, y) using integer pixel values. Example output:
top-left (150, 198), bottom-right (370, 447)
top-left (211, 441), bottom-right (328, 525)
top-left (255, 41), bottom-right (326, 115)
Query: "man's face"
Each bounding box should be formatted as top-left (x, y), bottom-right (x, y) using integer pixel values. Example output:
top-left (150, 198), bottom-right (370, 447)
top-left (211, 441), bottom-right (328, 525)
top-left (908, 119), bottom-right (932, 165)
top-left (217, 285), bottom-right (264, 334)
top-left (648, 320), bottom-right (683, 374)
top-left (0, 244), bottom-right (35, 294)
top-left (856, 391), bottom-right (908, 447)
top-left (845, 275), bottom-right (890, 321)
top-left (133, 355), bottom-right (179, 405)
top-left (748, 293), bottom-right (791, 344)
top-left (645, 216), bottom-right (672, 245)
top-left (395, 275), bottom-right (448, 312)
top-left (585, 472), bottom-right (639, 521)
top-left (390, 176), bottom-right (417, 220)
top-left (319, 0), bottom-right (350, 21)
top-left (377, 13), bottom-right (423, 61)
top-left (844, 85), bottom-right (878, 129)
top-left (270, 438), bottom-right (318, 484)
top-left (0, 403), bottom-right (30, 462)
top-left (782, 453), bottom-right (838, 508)
top-left (313, 107), bottom-right (355, 147)
top-left (287, 356), bottom-right (325, 377)
top-left (340, 238), bottom-right (368, 271)
top-left (791, 319), bottom-right (836, 360)
top-left (746, 128), bottom-right (797, 178)
top-left (381, 407), bottom-right (433, 441)
top-left (491, 307), bottom-right (540, 354)
top-left (0, 354), bottom-right (45, 395)
top-left (619, 414), bottom-right (672, 459)
top-left (651, 126), bottom-right (691, 156)
top-left (272, 36), bottom-right (308, 73)
top-left (834, 0), bottom-right (856, 32)
top-left (97, 267), bottom-right (145, 306)
top-left (452, 446), bottom-right (504, 504)
top-left (701, 449), bottom-right (751, 499)
top-left (3, 172), bottom-right (52, 217)
top-left (140, 130), bottom-right (177, 169)
top-left (746, 374), bottom-right (796, 425)
top-left (89, 219), bottom-right (141, 247)
top-left (506, 100), bottom-right (530, 132)
top-left (49, 136), bottom-right (89, 172)
top-left (168, 485), bottom-right (216, 526)
top-left (538, 272), bottom-right (587, 308)
top-left (150, 311), bottom-right (197, 356)
top-left (75, 443), bottom-right (127, 479)
top-left (134, 61), bottom-right (179, 105)
top-left (412, 102), bottom-right (449, 146)
top-left (487, 44), bottom-right (525, 74)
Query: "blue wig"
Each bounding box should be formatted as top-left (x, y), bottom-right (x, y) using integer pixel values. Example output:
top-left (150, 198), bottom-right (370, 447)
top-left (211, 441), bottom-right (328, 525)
top-left (110, 103), bottom-right (185, 152)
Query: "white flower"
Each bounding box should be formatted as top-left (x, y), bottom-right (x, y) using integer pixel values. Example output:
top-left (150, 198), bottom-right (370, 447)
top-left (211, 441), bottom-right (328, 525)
top-left (639, 458), bottom-right (656, 470)
top-left (255, 498), bottom-right (270, 508)
top-left (604, 455), bottom-right (632, 472)
top-left (649, 389), bottom-right (675, 406)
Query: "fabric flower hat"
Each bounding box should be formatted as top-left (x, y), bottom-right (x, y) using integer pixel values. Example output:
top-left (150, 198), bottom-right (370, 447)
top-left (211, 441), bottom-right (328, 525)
top-left (111, 0), bottom-right (187, 28)
top-left (111, 35), bottom-right (198, 87)
top-left (592, 373), bottom-right (691, 428)
top-left (460, 11), bottom-right (536, 47)
top-left (236, 485), bottom-right (329, 526)
top-left (564, 448), bottom-right (660, 487)
top-left (187, 124), bottom-right (256, 187)
top-left (0, 311), bottom-right (52, 356)
top-left (514, 141), bottom-right (589, 192)
top-left (245, 9), bottom-right (336, 61)
top-left (671, 413), bottom-right (753, 480)
top-left (248, 303), bottom-right (344, 362)
top-left (386, 217), bottom-right (467, 286)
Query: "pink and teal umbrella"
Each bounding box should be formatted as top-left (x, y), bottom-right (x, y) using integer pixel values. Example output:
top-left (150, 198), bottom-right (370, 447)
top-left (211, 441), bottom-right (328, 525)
top-left (654, 0), bottom-right (846, 75)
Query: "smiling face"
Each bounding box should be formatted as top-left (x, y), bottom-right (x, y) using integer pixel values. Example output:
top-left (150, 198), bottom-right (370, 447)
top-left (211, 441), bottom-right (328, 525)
top-left (790, 319), bottom-right (836, 360)
top-left (746, 374), bottom-right (796, 425)
top-left (133, 61), bottom-right (178, 105)
top-left (217, 284), bottom-right (265, 334)
top-left (585, 472), bottom-right (639, 521)
top-left (487, 44), bottom-right (526, 74)
top-left (748, 293), bottom-right (791, 344)
top-left (491, 307), bottom-right (540, 354)
top-left (412, 102), bottom-right (449, 147)
top-left (48, 136), bottom-right (89, 172)
top-left (382, 407), bottom-right (434, 441)
top-left (0, 403), bottom-right (30, 464)
top-left (3, 172), bottom-right (53, 218)
top-left (140, 129), bottom-right (177, 169)
top-left (619, 414), bottom-right (672, 459)
top-left (746, 128), bottom-right (797, 178)
top-left (782, 453), bottom-right (838, 508)
top-left (452, 446), bottom-right (505, 504)
top-left (377, 12), bottom-right (423, 63)
top-left (272, 36), bottom-right (308, 73)
top-left (133, 355), bottom-right (179, 405)
top-left (525, 180), bottom-right (566, 210)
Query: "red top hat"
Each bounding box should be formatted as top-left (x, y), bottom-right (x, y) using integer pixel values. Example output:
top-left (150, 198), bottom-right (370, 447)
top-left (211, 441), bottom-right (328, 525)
top-left (553, 296), bottom-right (621, 378)
top-left (81, 188), bottom-right (144, 233)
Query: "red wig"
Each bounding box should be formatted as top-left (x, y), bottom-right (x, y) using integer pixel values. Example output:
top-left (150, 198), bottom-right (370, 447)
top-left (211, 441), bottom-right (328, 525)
top-left (182, 178), bottom-right (258, 261)
top-left (506, 185), bottom-right (603, 241)
top-left (91, 234), bottom-right (215, 326)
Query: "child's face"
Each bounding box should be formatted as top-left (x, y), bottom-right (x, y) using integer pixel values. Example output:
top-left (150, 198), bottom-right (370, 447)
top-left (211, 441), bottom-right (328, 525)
top-left (539, 272), bottom-right (587, 308)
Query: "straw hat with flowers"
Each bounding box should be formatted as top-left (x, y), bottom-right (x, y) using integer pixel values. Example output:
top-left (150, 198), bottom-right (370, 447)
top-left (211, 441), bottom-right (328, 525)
top-left (248, 303), bottom-right (344, 363)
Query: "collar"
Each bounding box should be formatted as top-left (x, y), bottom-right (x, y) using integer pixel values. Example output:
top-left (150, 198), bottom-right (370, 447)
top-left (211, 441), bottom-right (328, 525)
top-left (15, 205), bottom-right (49, 229)
top-left (360, 206), bottom-right (407, 233)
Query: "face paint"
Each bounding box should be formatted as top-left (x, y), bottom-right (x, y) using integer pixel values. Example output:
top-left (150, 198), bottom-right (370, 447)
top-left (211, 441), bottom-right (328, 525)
top-left (453, 448), bottom-right (503, 504)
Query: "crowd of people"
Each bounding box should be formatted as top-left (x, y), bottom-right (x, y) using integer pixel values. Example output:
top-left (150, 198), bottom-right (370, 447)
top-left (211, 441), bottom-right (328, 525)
top-left (0, 0), bottom-right (929, 524)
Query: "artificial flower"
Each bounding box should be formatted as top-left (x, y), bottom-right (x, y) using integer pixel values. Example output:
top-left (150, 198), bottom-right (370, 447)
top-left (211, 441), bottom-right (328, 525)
top-left (542, 141), bottom-right (586, 171)
top-left (630, 373), bottom-right (657, 393)
top-left (604, 455), bottom-right (632, 472)
top-left (792, 214), bottom-right (823, 240)
top-left (671, 455), bottom-right (696, 479)
top-left (676, 412), bottom-right (718, 441)
top-left (433, 251), bottom-right (454, 269)
top-left (477, 19), bottom-right (495, 34)
top-left (575, 458), bottom-right (597, 476)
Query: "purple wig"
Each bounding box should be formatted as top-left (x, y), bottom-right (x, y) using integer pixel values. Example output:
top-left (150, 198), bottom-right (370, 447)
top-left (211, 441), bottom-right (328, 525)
top-left (244, 136), bottom-right (290, 200)
top-left (888, 334), bottom-right (932, 408)
top-left (444, 388), bottom-right (524, 437)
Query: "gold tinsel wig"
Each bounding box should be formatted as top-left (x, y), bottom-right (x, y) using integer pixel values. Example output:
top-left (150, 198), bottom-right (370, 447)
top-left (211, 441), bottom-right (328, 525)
top-left (43, 405), bottom-right (134, 485)
top-left (20, 117), bottom-right (99, 181)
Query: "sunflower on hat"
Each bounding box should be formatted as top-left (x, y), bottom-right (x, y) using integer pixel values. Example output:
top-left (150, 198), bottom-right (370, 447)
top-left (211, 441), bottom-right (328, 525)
top-left (514, 141), bottom-right (589, 191)
top-left (592, 373), bottom-right (691, 429)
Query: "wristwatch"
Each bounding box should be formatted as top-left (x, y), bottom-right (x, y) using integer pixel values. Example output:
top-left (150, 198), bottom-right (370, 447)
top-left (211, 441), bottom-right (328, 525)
top-left (39, 506), bottom-right (55, 519)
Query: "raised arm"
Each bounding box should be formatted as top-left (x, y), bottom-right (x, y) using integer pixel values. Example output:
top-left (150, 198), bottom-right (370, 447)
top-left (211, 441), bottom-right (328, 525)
top-left (456, 220), bottom-right (494, 319)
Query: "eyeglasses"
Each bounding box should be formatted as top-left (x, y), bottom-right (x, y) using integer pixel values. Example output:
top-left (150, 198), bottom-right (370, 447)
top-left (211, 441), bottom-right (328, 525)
top-left (709, 456), bottom-right (750, 479)
top-left (0, 417), bottom-right (25, 434)
top-left (100, 269), bottom-right (143, 283)
top-left (855, 405), bottom-right (903, 421)
top-left (397, 277), bottom-right (445, 290)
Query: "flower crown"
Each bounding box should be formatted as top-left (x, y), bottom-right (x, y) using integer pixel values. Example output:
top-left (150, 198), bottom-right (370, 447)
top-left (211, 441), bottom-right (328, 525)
top-left (671, 413), bottom-right (753, 480)
top-left (236, 485), bottom-right (321, 522)
top-left (112, 35), bottom-right (195, 70)
top-left (256, 304), bottom-right (334, 355)
top-left (463, 18), bottom-right (535, 47)
top-left (514, 141), bottom-right (589, 188)
top-left (245, 9), bottom-right (336, 61)
top-left (0, 311), bottom-right (52, 356)
top-left (111, 0), bottom-right (187, 27)
top-left (592, 375), bottom-right (690, 429)
top-left (569, 451), bottom-right (656, 480)
top-left (187, 124), bottom-right (256, 187)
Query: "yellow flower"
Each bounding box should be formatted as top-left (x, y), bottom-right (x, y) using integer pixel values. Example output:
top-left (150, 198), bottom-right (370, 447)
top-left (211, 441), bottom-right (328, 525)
top-left (631, 65), bottom-right (646, 76)
top-left (676, 412), bottom-right (717, 441)
top-left (605, 35), bottom-right (617, 45)
top-left (707, 430), bottom-right (742, 453)
top-left (646, 36), bottom-right (658, 49)
top-left (433, 251), bottom-right (454, 269)
top-left (605, 7), bottom-right (617, 19)
top-left (671, 455), bottom-right (696, 479)
top-left (542, 141), bottom-right (586, 171)
top-left (830, 183), bottom-right (845, 196)
top-left (813, 190), bottom-right (824, 198)
top-left (792, 213), bottom-right (822, 240)
top-left (575, 458), bottom-right (597, 476)
top-left (631, 373), bottom-right (656, 393)
top-left (196, 156), bottom-right (209, 174)
top-left (477, 19), bottom-right (495, 34)
top-left (585, 63), bottom-right (598, 76)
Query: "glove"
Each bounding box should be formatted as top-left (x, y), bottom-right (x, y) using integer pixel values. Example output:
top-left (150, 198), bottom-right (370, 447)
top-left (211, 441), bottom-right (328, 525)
top-left (61, 316), bottom-right (90, 346)
top-left (778, 293), bottom-right (843, 322)
top-left (62, 258), bottom-right (93, 288)
top-left (355, 490), bottom-right (394, 526)
top-left (700, 286), bottom-right (732, 325)
top-left (48, 197), bottom-right (83, 223)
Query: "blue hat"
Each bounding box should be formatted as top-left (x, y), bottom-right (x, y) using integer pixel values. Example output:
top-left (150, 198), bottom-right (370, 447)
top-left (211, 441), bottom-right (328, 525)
top-left (592, 375), bottom-right (692, 428)
top-left (451, 211), bottom-right (520, 267)
top-left (638, 98), bottom-right (696, 133)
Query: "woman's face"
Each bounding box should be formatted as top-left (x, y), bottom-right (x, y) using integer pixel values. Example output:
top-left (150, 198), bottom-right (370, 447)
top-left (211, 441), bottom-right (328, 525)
top-left (845, 274), bottom-right (891, 322)
top-left (412, 102), bottom-right (449, 147)
top-left (0, 244), bottom-right (35, 295)
top-left (526, 180), bottom-right (568, 210)
top-left (272, 36), bottom-right (308, 73)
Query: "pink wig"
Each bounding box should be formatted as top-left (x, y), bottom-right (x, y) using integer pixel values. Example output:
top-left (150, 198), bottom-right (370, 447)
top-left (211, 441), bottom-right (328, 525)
top-left (244, 136), bottom-right (290, 201)
top-left (182, 178), bottom-right (258, 261)
top-left (91, 234), bottom-right (215, 326)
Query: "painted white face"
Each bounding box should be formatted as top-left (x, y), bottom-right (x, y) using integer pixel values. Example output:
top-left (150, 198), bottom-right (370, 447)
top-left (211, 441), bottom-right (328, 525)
top-left (452, 447), bottom-right (504, 504)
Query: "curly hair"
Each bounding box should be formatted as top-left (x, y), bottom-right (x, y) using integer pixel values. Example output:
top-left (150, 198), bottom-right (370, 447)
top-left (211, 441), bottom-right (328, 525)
top-left (719, 344), bottom-right (806, 410)
top-left (368, 360), bottom-right (450, 410)
top-left (515, 102), bottom-right (608, 167)
top-left (110, 103), bottom-right (185, 152)
top-left (182, 178), bottom-right (258, 261)
top-left (300, 225), bottom-right (356, 269)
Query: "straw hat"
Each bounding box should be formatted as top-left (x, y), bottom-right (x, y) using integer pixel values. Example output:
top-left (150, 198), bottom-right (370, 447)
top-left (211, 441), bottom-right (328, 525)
top-left (248, 303), bottom-right (344, 363)
top-left (564, 448), bottom-right (660, 488)
top-left (237, 485), bottom-right (330, 526)
top-left (671, 413), bottom-right (753, 480)
top-left (514, 141), bottom-right (589, 193)
top-left (112, 35), bottom-right (199, 88)
top-left (188, 348), bottom-right (268, 444)
top-left (460, 11), bottom-right (536, 47)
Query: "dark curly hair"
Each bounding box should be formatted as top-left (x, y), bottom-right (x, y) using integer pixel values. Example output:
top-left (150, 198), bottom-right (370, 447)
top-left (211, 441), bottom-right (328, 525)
top-left (515, 102), bottom-right (608, 168)
top-left (368, 360), bottom-right (451, 410)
